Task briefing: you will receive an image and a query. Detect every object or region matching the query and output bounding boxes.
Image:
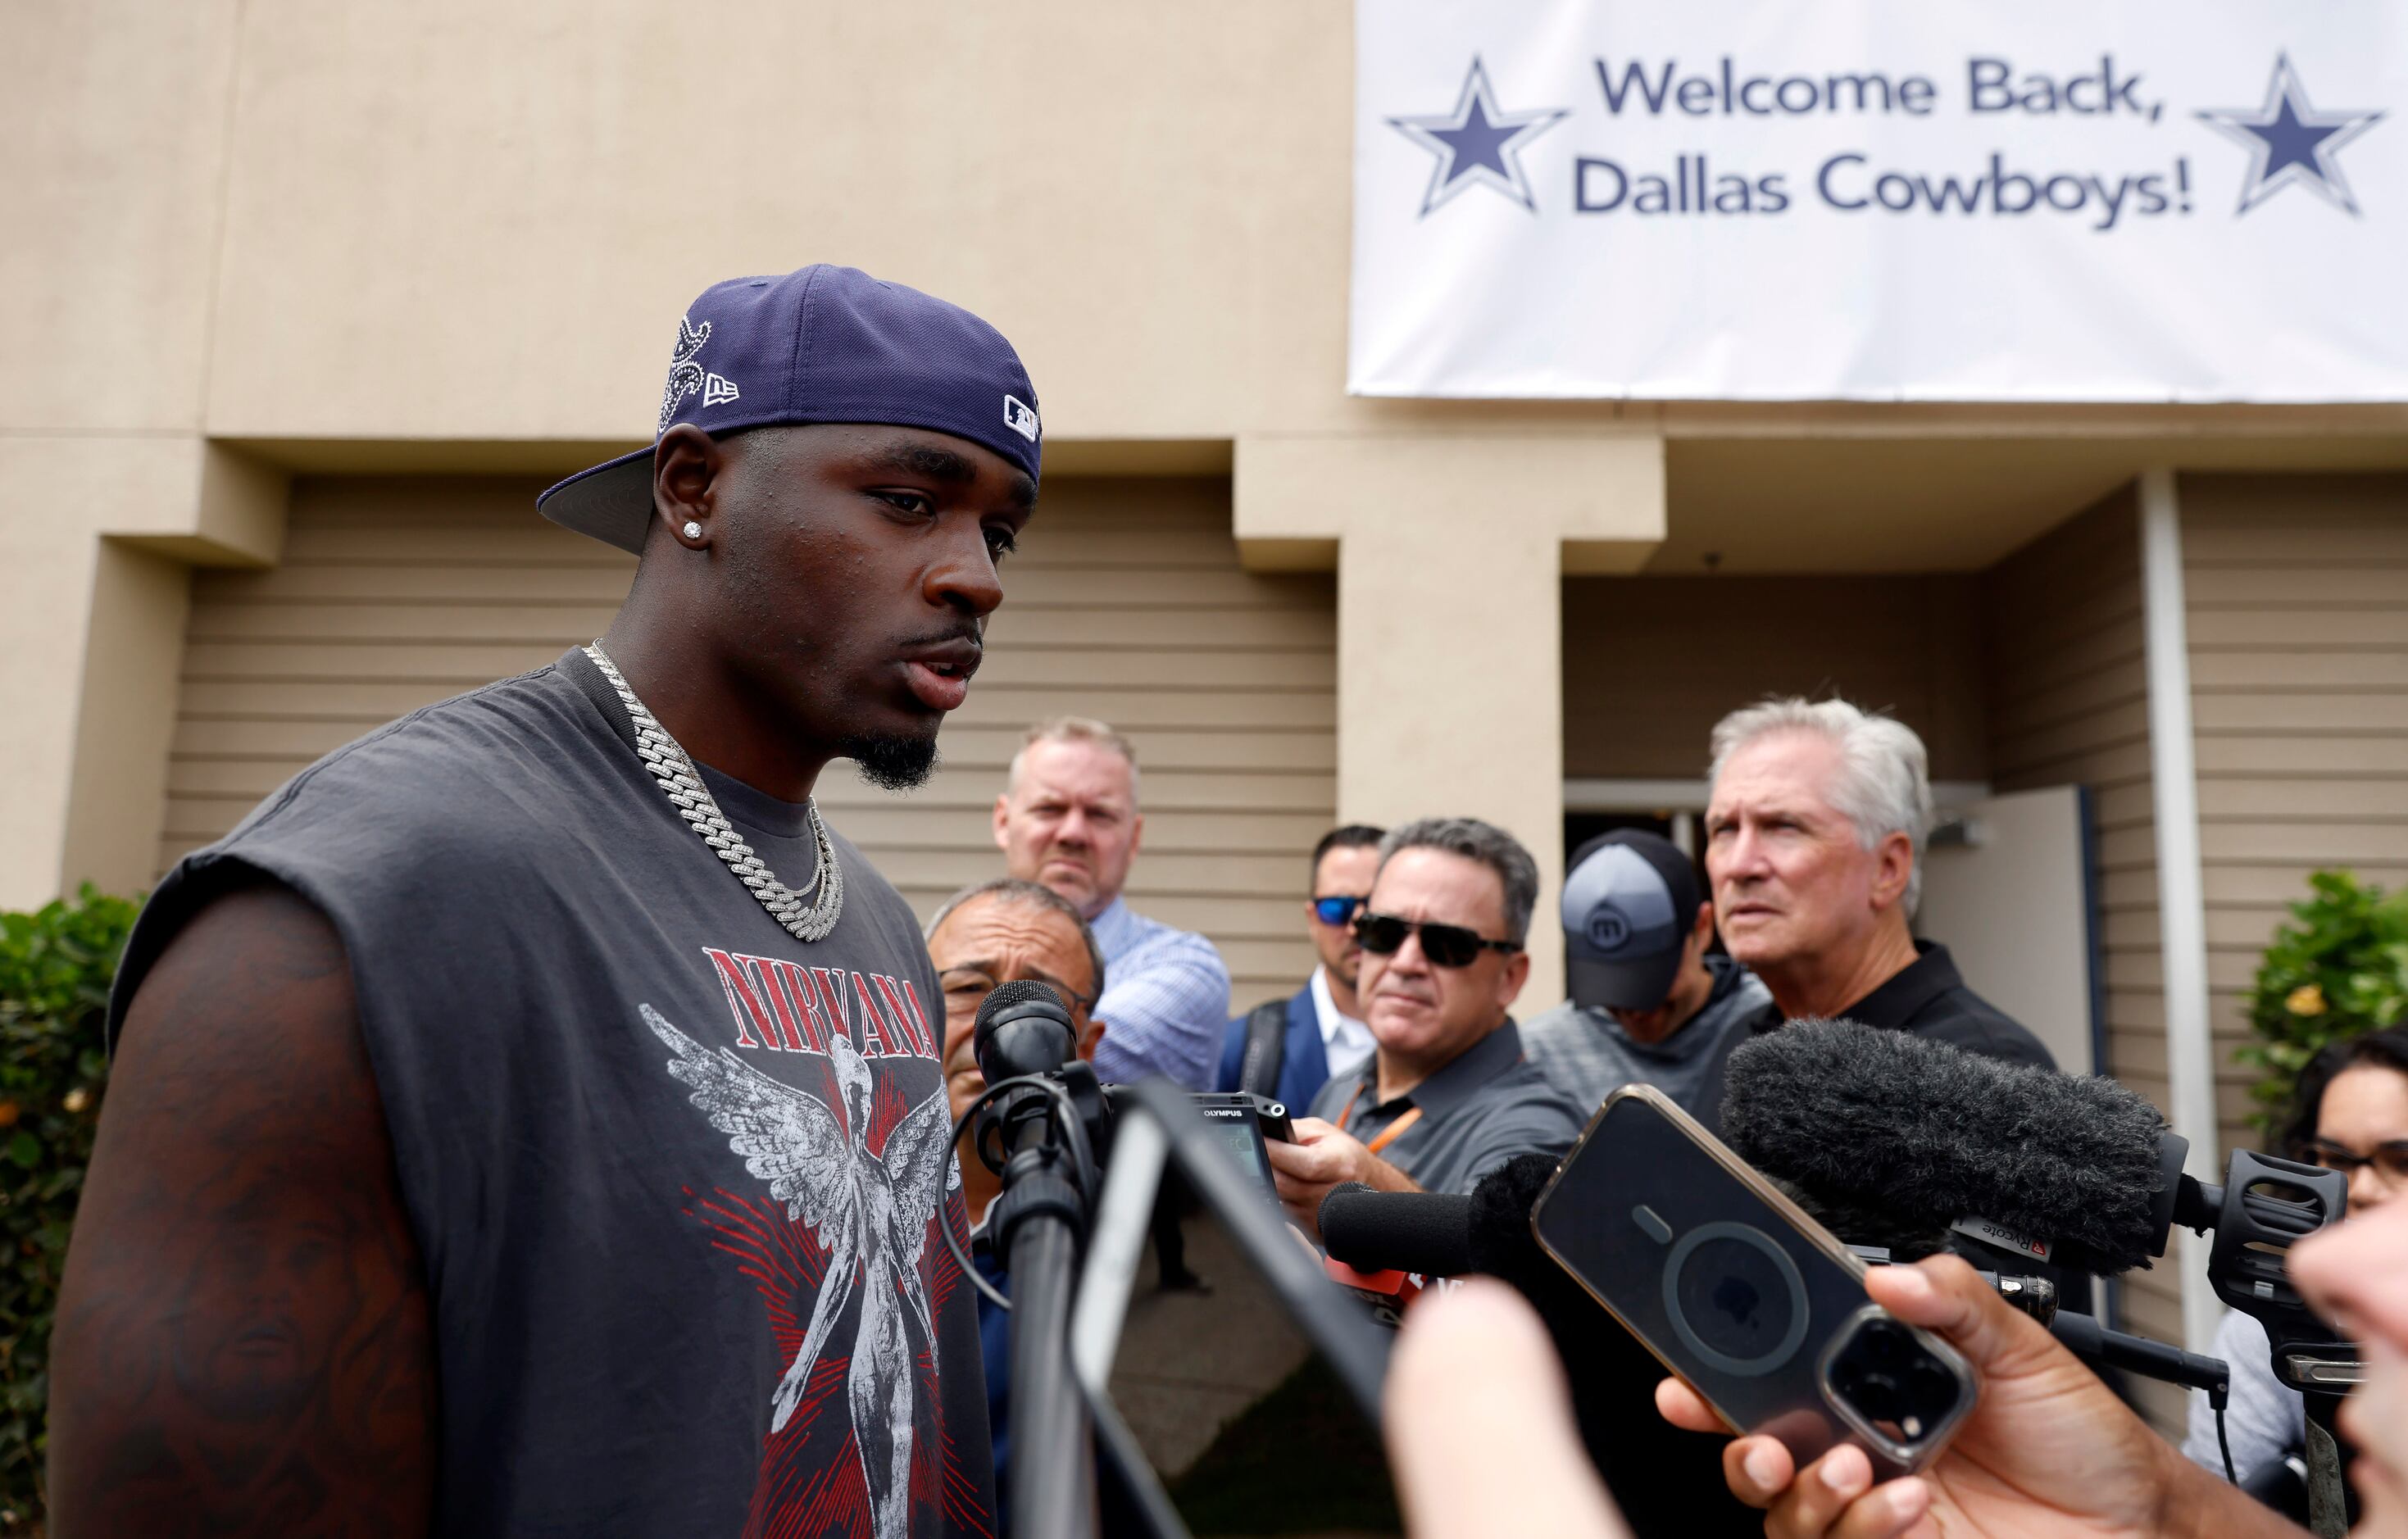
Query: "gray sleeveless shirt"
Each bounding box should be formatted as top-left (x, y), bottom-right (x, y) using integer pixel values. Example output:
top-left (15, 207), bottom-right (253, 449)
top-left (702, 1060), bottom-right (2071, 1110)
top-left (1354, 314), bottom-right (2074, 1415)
top-left (108, 650), bottom-right (997, 1538)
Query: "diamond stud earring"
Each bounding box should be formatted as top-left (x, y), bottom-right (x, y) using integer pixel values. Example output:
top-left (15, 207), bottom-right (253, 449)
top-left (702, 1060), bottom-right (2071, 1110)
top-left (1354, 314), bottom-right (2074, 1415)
top-left (682, 520), bottom-right (703, 540)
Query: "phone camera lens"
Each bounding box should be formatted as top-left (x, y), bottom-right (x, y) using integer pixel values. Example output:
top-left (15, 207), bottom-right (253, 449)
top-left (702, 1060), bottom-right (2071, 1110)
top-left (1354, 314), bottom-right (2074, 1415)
top-left (1829, 1315), bottom-right (1959, 1447)
top-left (1859, 1318), bottom-right (1906, 1360)
top-left (1907, 1360), bottom-right (1959, 1414)
top-left (1848, 1370), bottom-right (1905, 1420)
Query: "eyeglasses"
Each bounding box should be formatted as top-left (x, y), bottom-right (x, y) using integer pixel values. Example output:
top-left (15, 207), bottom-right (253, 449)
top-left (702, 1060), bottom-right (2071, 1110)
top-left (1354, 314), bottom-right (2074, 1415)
top-left (1312, 895), bottom-right (1368, 927)
top-left (1351, 911), bottom-right (1522, 968)
top-left (2304, 1138), bottom-right (2408, 1186)
top-left (938, 967), bottom-right (1095, 1018)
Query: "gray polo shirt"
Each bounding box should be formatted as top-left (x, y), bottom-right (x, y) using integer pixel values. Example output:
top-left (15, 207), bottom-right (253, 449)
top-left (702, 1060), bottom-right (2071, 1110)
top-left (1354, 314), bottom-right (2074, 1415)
top-left (1307, 1020), bottom-right (1585, 1196)
top-left (1522, 954), bottom-right (1771, 1128)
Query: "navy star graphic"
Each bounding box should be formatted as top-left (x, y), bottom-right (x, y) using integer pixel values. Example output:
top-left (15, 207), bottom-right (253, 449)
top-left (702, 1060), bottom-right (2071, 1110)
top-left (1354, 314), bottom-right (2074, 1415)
top-left (1388, 57), bottom-right (1569, 216)
top-left (2197, 54), bottom-right (2385, 216)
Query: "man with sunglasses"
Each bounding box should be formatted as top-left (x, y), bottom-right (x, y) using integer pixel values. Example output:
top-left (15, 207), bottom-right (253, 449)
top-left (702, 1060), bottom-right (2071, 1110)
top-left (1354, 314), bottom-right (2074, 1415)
top-left (1270, 819), bottom-right (1585, 1239)
top-left (1217, 824), bottom-right (1387, 1117)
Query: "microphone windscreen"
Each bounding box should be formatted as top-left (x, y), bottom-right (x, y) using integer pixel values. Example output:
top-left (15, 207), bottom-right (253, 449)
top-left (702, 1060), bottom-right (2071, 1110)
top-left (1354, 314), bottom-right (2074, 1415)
top-left (1721, 1019), bottom-right (2169, 1273)
top-left (1318, 1185), bottom-right (1474, 1277)
top-left (971, 978), bottom-right (1075, 1084)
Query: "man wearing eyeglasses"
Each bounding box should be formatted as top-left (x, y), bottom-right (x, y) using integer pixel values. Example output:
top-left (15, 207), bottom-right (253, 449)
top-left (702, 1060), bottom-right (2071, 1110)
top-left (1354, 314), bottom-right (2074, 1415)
top-left (923, 877), bottom-right (1107, 1524)
top-left (1215, 824), bottom-right (1386, 1117)
top-left (925, 878), bottom-right (1109, 1231)
top-left (1269, 819), bottom-right (1586, 1241)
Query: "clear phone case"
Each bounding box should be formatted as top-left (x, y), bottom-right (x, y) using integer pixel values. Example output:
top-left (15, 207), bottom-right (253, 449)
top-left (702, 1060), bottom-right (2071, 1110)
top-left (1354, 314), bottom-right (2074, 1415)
top-left (1530, 1084), bottom-right (1978, 1480)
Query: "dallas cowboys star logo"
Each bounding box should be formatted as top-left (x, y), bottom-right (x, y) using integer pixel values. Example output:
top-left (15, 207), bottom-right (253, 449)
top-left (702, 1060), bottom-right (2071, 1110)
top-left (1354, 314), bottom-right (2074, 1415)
top-left (1388, 57), bottom-right (1569, 217)
top-left (2197, 54), bottom-right (2385, 216)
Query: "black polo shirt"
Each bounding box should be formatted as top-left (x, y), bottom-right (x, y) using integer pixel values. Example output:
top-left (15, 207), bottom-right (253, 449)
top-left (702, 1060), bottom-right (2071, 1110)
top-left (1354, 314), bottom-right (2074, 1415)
top-left (1693, 941), bottom-right (2057, 1134)
top-left (1306, 1020), bottom-right (1585, 1196)
top-left (1799, 940), bottom-right (2056, 1068)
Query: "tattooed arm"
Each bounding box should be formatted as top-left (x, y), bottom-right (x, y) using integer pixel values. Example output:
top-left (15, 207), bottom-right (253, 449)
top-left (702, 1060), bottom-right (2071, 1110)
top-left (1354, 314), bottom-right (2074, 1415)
top-left (48, 881), bottom-right (436, 1537)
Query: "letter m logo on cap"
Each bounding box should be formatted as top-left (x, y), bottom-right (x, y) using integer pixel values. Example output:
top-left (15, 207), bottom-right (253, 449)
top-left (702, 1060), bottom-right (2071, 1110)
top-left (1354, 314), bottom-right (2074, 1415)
top-left (1003, 394), bottom-right (1040, 443)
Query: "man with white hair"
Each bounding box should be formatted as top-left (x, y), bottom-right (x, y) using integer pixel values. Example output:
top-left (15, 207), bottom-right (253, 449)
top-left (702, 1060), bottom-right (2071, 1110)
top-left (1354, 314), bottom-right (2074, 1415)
top-left (1695, 697), bottom-right (2052, 1119)
top-left (992, 716), bottom-right (1230, 1087)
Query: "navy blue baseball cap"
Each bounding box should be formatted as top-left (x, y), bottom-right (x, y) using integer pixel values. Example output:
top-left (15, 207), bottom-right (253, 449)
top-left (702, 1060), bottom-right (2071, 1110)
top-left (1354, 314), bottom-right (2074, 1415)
top-left (538, 264), bottom-right (1042, 554)
top-left (1561, 829), bottom-right (1702, 1011)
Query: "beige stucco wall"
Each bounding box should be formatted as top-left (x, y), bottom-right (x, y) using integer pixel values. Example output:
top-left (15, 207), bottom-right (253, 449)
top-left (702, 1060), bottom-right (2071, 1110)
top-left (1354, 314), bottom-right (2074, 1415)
top-left (8, 0), bottom-right (2406, 1033)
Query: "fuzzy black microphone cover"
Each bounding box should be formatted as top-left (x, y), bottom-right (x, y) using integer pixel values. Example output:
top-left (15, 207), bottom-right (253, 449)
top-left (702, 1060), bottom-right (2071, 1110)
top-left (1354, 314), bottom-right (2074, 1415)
top-left (1720, 1019), bottom-right (2174, 1273)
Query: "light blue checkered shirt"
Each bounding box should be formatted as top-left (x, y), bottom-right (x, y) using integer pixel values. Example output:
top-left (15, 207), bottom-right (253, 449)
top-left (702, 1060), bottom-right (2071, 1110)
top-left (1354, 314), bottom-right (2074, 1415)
top-left (1086, 897), bottom-right (1232, 1089)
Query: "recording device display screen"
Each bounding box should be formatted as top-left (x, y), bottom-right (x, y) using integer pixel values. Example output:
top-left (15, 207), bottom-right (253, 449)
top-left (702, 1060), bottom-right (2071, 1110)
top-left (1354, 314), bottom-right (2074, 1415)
top-left (1198, 1107), bottom-right (1270, 1183)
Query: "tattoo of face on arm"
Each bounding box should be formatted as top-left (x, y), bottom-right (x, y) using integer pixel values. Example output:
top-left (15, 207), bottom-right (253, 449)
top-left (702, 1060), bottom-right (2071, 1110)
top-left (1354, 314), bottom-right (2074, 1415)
top-left (48, 883), bottom-right (436, 1537)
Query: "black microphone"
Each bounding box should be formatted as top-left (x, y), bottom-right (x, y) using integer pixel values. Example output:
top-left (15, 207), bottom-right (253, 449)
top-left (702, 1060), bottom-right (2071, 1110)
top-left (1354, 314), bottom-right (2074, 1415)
top-left (1715, 1020), bottom-right (2341, 1411)
top-left (1319, 1159), bottom-right (1760, 1538)
top-left (1318, 1183), bottom-right (1472, 1278)
top-left (974, 978), bottom-right (1077, 1084)
top-left (1720, 1017), bottom-right (2210, 1275)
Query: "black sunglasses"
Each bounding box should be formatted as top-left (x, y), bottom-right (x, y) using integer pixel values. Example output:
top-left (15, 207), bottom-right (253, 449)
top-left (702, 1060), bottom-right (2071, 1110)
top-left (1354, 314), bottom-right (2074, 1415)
top-left (1312, 895), bottom-right (1367, 927)
top-left (2305, 1138), bottom-right (2408, 1185)
top-left (1351, 911), bottom-right (1522, 968)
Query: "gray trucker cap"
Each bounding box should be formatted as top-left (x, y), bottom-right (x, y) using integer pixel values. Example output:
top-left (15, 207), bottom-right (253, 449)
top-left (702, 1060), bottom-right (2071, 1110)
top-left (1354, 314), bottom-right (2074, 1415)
top-left (1561, 829), bottom-right (1702, 1011)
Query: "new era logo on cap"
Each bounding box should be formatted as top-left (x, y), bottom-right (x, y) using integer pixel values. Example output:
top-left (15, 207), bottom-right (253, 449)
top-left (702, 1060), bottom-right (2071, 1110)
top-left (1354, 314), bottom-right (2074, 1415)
top-left (1004, 394), bottom-right (1040, 443)
top-left (658, 316), bottom-right (743, 432)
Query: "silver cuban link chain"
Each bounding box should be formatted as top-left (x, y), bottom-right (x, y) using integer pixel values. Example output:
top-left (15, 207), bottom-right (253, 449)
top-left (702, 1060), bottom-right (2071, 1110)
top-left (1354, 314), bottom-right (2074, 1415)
top-left (584, 642), bottom-right (844, 942)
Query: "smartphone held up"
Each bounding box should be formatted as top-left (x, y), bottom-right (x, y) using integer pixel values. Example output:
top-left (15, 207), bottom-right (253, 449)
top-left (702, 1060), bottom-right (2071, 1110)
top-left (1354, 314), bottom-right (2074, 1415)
top-left (1529, 1086), bottom-right (1979, 1481)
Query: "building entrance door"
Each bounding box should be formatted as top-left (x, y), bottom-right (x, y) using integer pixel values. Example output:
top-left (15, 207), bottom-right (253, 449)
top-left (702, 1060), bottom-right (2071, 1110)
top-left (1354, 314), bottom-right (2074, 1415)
top-left (1915, 786), bottom-right (2104, 1078)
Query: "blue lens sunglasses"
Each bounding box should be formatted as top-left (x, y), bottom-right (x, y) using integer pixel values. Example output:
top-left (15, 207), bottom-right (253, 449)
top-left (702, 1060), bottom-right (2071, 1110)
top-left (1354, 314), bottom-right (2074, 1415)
top-left (1312, 895), bottom-right (1367, 927)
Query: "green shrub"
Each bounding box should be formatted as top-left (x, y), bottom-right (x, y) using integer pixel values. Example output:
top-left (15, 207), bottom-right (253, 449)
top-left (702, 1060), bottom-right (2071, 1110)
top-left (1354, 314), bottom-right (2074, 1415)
top-left (2236, 869), bottom-right (2408, 1138)
top-left (0, 885), bottom-right (139, 1531)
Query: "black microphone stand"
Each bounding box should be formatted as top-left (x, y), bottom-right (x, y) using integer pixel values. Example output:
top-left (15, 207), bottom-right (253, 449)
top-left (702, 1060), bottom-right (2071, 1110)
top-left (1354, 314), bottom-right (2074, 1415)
top-left (977, 1057), bottom-right (1106, 1539)
top-left (2283, 1365), bottom-right (2362, 1538)
top-left (970, 983), bottom-right (1109, 1539)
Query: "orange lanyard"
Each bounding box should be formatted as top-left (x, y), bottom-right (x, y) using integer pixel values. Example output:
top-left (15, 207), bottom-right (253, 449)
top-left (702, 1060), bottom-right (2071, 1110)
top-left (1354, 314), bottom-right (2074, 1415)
top-left (1337, 1085), bottom-right (1424, 1155)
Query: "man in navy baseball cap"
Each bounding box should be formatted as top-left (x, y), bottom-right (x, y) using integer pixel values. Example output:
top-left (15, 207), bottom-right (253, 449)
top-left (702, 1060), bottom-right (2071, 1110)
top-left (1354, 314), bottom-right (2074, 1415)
top-left (1520, 829), bottom-right (1771, 1128)
top-left (59, 265), bottom-right (1032, 1537)
top-left (547, 261), bottom-right (1043, 791)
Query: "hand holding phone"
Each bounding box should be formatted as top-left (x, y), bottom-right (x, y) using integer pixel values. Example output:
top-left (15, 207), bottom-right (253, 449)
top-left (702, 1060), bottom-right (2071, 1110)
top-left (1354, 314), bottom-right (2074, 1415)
top-left (1659, 1253), bottom-right (2287, 1539)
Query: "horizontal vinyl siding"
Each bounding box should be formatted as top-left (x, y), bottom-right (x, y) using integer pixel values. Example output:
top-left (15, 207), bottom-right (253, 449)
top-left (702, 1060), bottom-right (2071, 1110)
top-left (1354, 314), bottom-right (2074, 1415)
top-left (1561, 574), bottom-right (1988, 782)
top-left (164, 473), bottom-right (1332, 1010)
top-left (1983, 486), bottom-right (2187, 1429)
top-left (2179, 474), bottom-right (2408, 1152)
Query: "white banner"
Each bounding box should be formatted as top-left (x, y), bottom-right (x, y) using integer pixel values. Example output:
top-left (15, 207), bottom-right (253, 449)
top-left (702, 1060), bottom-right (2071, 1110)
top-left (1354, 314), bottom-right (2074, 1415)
top-left (1351, 1), bottom-right (2408, 401)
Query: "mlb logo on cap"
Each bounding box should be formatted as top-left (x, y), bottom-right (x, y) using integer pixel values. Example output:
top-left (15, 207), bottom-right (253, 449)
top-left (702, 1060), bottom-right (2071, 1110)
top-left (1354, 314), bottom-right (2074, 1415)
top-left (538, 264), bottom-right (1042, 555)
top-left (1004, 394), bottom-right (1040, 443)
